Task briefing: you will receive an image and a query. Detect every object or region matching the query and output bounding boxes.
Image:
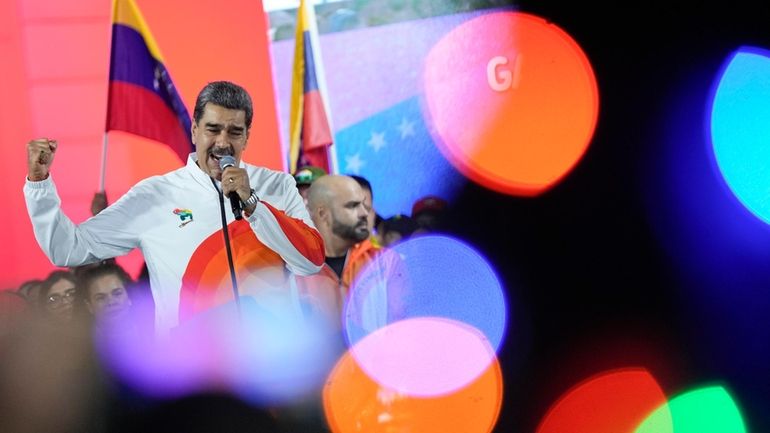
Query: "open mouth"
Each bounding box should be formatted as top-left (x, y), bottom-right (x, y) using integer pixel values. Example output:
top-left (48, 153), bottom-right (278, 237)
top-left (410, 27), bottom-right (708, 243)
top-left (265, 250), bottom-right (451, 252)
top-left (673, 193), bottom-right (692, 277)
top-left (208, 153), bottom-right (226, 168)
top-left (208, 150), bottom-right (234, 165)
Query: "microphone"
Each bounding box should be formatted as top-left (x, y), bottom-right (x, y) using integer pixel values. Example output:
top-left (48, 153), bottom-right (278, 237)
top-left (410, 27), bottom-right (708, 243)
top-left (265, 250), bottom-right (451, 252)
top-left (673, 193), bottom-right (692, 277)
top-left (219, 155), bottom-right (243, 220)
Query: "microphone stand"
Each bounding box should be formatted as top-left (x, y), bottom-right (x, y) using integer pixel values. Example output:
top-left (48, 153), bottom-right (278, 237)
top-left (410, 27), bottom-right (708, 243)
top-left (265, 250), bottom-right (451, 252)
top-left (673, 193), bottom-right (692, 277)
top-left (211, 177), bottom-right (242, 321)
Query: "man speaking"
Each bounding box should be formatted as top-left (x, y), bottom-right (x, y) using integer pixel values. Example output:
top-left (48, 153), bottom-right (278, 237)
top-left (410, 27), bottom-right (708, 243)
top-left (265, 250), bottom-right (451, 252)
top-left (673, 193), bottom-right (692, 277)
top-left (24, 81), bottom-right (325, 335)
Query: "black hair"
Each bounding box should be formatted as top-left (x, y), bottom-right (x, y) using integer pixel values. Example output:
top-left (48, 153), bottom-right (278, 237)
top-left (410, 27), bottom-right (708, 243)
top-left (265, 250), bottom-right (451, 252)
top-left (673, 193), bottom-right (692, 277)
top-left (193, 81), bottom-right (253, 129)
top-left (77, 262), bottom-right (133, 299)
top-left (349, 174), bottom-right (373, 200)
top-left (39, 270), bottom-right (78, 311)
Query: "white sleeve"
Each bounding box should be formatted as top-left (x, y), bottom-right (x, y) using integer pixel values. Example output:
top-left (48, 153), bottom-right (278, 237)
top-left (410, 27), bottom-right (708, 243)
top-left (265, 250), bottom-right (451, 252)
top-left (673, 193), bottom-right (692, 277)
top-left (246, 175), bottom-right (325, 276)
top-left (24, 176), bottom-right (142, 266)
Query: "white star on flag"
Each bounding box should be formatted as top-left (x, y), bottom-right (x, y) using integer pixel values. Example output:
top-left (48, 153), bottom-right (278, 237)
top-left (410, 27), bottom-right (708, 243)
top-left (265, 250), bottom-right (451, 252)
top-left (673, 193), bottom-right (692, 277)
top-left (368, 131), bottom-right (386, 152)
top-left (397, 117), bottom-right (415, 139)
top-left (345, 153), bottom-right (366, 174)
top-left (153, 66), bottom-right (162, 91)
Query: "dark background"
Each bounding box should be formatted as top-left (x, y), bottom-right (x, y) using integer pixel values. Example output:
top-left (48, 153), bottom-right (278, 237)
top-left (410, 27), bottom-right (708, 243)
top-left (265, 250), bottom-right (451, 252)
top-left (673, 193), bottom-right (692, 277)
top-left (441, 1), bottom-right (770, 431)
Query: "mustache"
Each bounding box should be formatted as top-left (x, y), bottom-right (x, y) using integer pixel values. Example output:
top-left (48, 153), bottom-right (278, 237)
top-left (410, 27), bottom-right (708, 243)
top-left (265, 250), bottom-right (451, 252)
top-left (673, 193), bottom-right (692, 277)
top-left (209, 148), bottom-right (234, 157)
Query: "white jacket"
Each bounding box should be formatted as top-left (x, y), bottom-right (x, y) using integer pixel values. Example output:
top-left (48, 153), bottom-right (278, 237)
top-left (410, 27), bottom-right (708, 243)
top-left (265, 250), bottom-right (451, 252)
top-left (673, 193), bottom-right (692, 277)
top-left (24, 154), bottom-right (325, 335)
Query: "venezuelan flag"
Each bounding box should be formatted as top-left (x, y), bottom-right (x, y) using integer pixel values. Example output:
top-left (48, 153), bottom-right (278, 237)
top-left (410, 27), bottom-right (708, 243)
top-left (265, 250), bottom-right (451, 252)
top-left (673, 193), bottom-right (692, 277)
top-left (288, 0), bottom-right (335, 174)
top-left (106, 0), bottom-right (192, 162)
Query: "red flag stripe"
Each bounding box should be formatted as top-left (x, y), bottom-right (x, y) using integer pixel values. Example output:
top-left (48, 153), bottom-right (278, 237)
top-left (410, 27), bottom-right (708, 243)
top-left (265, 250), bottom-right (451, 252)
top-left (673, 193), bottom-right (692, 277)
top-left (302, 90), bottom-right (333, 151)
top-left (107, 81), bottom-right (191, 161)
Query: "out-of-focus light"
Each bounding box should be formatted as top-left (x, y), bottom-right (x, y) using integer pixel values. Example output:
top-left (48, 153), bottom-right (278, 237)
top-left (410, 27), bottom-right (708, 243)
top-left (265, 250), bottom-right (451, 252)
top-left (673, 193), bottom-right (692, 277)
top-left (344, 235), bottom-right (507, 356)
top-left (536, 368), bottom-right (668, 433)
top-left (635, 386), bottom-right (746, 433)
top-left (96, 297), bottom-right (340, 405)
top-left (324, 345), bottom-right (503, 433)
top-left (710, 46), bottom-right (770, 224)
top-left (345, 317), bottom-right (496, 397)
top-left (423, 11), bottom-right (598, 196)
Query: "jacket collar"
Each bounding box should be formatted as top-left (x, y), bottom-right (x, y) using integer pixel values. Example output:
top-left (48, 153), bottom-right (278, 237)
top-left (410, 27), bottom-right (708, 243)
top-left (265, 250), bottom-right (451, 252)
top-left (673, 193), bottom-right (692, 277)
top-left (185, 152), bottom-right (244, 191)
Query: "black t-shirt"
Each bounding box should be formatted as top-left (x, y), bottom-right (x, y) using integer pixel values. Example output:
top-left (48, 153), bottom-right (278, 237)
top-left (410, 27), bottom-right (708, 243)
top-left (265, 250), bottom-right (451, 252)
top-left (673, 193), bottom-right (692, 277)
top-left (325, 255), bottom-right (346, 280)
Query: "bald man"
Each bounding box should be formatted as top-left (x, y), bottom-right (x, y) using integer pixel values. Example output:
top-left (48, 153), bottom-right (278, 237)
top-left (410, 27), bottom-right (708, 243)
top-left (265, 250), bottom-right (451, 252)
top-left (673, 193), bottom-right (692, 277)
top-left (295, 179), bottom-right (408, 362)
top-left (306, 175), bottom-right (372, 281)
top-left (292, 176), bottom-right (381, 324)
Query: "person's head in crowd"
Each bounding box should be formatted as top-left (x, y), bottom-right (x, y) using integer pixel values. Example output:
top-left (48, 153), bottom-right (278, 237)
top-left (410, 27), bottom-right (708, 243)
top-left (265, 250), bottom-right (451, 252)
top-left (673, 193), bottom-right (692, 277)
top-left (375, 214), bottom-right (387, 240)
top-left (380, 214), bottom-right (420, 247)
top-left (39, 270), bottom-right (78, 323)
top-left (349, 174), bottom-right (380, 238)
top-left (192, 81), bottom-right (253, 181)
top-left (17, 279), bottom-right (43, 306)
top-left (411, 195), bottom-right (448, 232)
top-left (70, 258), bottom-right (117, 280)
top-left (307, 175), bottom-right (369, 257)
top-left (78, 262), bottom-right (133, 327)
top-left (374, 213), bottom-right (385, 244)
top-left (293, 165), bottom-right (327, 201)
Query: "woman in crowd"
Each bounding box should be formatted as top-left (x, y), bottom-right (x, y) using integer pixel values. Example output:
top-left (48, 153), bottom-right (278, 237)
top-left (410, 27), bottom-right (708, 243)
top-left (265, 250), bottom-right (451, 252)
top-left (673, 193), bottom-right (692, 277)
top-left (37, 270), bottom-right (78, 324)
top-left (77, 262), bottom-right (135, 333)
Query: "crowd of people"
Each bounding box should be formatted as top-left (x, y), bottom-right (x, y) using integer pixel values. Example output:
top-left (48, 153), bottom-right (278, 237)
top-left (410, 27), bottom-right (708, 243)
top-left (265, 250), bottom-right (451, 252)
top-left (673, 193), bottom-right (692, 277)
top-left (1, 260), bottom-right (148, 332)
top-left (2, 169), bottom-right (446, 332)
top-left (1, 80), bottom-right (451, 432)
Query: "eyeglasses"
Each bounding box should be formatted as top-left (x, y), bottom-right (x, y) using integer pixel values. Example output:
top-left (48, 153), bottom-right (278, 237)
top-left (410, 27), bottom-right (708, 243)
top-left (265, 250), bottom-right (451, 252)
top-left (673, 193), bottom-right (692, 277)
top-left (46, 289), bottom-right (76, 307)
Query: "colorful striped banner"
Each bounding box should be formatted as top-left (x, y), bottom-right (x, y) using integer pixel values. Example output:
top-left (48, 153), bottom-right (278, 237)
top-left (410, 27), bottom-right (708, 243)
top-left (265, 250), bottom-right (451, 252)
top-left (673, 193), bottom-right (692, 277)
top-left (288, 0), bottom-right (335, 174)
top-left (106, 0), bottom-right (192, 162)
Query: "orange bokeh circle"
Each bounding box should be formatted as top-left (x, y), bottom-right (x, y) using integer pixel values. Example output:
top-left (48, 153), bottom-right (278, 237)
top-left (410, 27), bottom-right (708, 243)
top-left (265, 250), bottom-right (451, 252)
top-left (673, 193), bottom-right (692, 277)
top-left (423, 12), bottom-right (599, 196)
top-left (324, 350), bottom-right (503, 433)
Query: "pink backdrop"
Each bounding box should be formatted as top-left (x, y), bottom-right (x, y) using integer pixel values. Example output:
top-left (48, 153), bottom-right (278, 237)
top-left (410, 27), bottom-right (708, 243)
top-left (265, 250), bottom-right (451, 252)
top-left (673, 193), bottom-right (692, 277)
top-left (0, 0), bottom-right (282, 288)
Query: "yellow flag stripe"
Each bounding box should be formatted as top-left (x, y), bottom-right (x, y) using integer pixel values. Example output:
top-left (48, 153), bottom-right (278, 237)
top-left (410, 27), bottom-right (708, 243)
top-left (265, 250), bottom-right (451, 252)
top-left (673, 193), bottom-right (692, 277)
top-left (112, 0), bottom-right (165, 62)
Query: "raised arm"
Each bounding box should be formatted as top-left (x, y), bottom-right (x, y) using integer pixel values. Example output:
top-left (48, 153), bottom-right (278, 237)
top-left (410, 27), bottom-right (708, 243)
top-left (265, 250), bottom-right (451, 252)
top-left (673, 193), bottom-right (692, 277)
top-left (24, 138), bottom-right (140, 266)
